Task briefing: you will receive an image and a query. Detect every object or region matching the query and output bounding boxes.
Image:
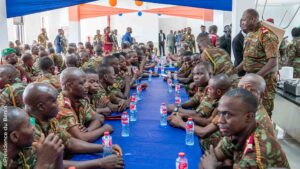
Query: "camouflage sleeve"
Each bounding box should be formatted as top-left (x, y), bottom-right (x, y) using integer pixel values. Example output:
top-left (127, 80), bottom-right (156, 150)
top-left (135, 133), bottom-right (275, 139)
top-left (287, 43), bottom-right (296, 62)
top-left (0, 90), bottom-right (9, 106)
top-left (94, 87), bottom-right (110, 108)
top-left (262, 31), bottom-right (279, 59)
top-left (79, 99), bottom-right (96, 124)
top-left (216, 137), bottom-right (234, 159)
top-left (22, 148), bottom-right (37, 169)
top-left (56, 110), bottom-right (79, 131)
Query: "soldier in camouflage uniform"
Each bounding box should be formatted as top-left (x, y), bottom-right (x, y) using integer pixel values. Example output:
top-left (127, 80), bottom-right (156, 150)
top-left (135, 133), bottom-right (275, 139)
top-left (93, 30), bottom-right (102, 47)
top-left (37, 28), bottom-right (49, 48)
top-left (240, 9), bottom-right (279, 116)
top-left (0, 64), bottom-right (26, 108)
top-left (81, 46), bottom-right (103, 70)
top-left (0, 106), bottom-right (64, 169)
top-left (181, 27), bottom-right (196, 52)
top-left (56, 67), bottom-right (112, 142)
top-left (200, 88), bottom-right (289, 169)
top-left (287, 27), bottom-right (300, 78)
top-left (22, 83), bottom-right (124, 167)
top-left (21, 53), bottom-right (38, 83)
top-left (1, 48), bottom-right (26, 81)
top-left (49, 48), bottom-right (64, 73)
top-left (35, 57), bottom-right (61, 90)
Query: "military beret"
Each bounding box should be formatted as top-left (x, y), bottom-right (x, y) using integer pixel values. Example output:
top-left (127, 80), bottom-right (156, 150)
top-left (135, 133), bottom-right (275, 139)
top-left (1, 48), bottom-right (16, 56)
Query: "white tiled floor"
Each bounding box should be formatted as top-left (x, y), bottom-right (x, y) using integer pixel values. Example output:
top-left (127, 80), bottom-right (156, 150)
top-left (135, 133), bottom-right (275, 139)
top-left (278, 138), bottom-right (300, 169)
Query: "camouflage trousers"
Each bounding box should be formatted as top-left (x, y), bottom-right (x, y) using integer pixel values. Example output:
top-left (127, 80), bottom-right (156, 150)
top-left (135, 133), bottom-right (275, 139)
top-left (262, 72), bottom-right (277, 117)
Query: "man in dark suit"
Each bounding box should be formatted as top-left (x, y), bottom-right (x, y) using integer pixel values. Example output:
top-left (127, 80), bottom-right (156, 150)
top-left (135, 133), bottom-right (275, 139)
top-left (158, 30), bottom-right (166, 56)
top-left (232, 29), bottom-right (246, 76)
top-left (220, 25), bottom-right (232, 55)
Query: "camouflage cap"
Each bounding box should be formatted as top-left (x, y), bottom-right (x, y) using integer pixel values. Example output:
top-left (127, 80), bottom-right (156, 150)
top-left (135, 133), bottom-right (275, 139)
top-left (2, 48), bottom-right (16, 56)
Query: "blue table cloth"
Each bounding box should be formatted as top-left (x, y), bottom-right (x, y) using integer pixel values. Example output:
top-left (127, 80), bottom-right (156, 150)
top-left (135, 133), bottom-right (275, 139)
top-left (72, 77), bottom-right (203, 168)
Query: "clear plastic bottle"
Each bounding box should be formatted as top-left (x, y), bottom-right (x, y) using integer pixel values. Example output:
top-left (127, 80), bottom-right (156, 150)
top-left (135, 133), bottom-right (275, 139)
top-left (175, 83), bottom-right (181, 95)
top-left (136, 84), bottom-right (142, 101)
top-left (132, 93), bottom-right (138, 112)
top-left (160, 103), bottom-right (167, 126)
top-left (154, 66), bottom-right (158, 74)
top-left (175, 93), bottom-right (181, 108)
top-left (174, 71), bottom-right (178, 84)
top-left (185, 118), bottom-right (194, 146)
top-left (121, 112), bottom-right (130, 137)
top-left (102, 131), bottom-right (112, 157)
top-left (168, 78), bottom-right (173, 93)
top-left (161, 65), bottom-right (165, 74)
top-left (129, 99), bottom-right (137, 122)
top-left (167, 70), bottom-right (172, 79)
top-left (176, 152), bottom-right (188, 169)
top-left (148, 70), bottom-right (152, 82)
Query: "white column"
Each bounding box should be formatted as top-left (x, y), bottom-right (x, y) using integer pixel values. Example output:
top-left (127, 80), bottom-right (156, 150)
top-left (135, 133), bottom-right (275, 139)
top-left (213, 10), bottom-right (224, 36)
top-left (231, 0), bottom-right (256, 62)
top-left (68, 6), bottom-right (81, 43)
top-left (0, 0), bottom-right (9, 50)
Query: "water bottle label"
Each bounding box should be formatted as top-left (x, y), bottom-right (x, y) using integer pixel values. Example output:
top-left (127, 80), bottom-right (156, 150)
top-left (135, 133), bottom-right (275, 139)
top-left (102, 138), bottom-right (112, 146)
top-left (130, 97), bottom-right (137, 102)
top-left (122, 116), bottom-right (129, 124)
top-left (162, 108), bottom-right (167, 114)
top-left (186, 124), bottom-right (193, 130)
top-left (175, 84), bottom-right (180, 91)
top-left (175, 98), bottom-right (181, 104)
top-left (167, 79), bottom-right (172, 85)
top-left (137, 85), bottom-right (142, 92)
top-left (133, 66), bottom-right (138, 73)
top-left (130, 104), bottom-right (136, 110)
top-left (179, 163), bottom-right (187, 169)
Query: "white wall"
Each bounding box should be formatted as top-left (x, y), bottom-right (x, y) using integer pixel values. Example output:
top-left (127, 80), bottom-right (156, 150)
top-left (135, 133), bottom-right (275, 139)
top-left (80, 16), bottom-right (108, 42)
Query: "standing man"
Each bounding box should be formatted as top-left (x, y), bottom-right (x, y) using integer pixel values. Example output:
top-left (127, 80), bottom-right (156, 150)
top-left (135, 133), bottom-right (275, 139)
top-left (54, 29), bottom-right (66, 54)
top-left (197, 25), bottom-right (209, 52)
top-left (158, 30), bottom-right (166, 56)
top-left (166, 30), bottom-right (176, 55)
top-left (181, 27), bottom-right (196, 52)
top-left (176, 30), bottom-right (182, 52)
top-left (111, 29), bottom-right (119, 52)
top-left (220, 25), bottom-right (232, 55)
top-left (93, 29), bottom-right (102, 47)
top-left (232, 20), bottom-right (246, 76)
top-left (122, 27), bottom-right (133, 45)
top-left (38, 28), bottom-right (49, 48)
top-left (287, 27), bottom-right (300, 78)
top-left (238, 9), bottom-right (279, 116)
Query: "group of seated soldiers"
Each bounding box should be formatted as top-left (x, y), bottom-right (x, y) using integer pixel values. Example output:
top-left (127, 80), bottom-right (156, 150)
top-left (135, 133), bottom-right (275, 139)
top-left (0, 32), bottom-right (290, 168)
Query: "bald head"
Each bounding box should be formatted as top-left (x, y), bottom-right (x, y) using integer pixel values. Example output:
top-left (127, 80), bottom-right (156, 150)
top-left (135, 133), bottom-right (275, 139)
top-left (0, 64), bottom-right (18, 76)
top-left (23, 82), bottom-right (57, 107)
top-left (210, 74), bottom-right (231, 90)
top-left (239, 73), bottom-right (266, 94)
top-left (65, 54), bottom-right (80, 68)
top-left (0, 106), bottom-right (27, 142)
top-left (60, 67), bottom-right (85, 86)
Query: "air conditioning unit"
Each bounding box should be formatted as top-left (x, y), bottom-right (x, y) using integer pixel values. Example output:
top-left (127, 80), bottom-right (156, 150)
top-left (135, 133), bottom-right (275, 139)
top-left (13, 17), bottom-right (24, 25)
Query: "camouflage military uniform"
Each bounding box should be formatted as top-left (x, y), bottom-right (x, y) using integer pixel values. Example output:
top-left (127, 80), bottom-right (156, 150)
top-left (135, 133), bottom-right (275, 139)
top-left (94, 34), bottom-right (102, 44)
top-left (181, 34), bottom-right (196, 52)
top-left (202, 47), bottom-right (239, 86)
top-left (90, 83), bottom-right (110, 109)
top-left (243, 23), bottom-right (279, 115)
top-left (287, 36), bottom-right (300, 78)
top-left (49, 53), bottom-right (64, 72)
top-left (178, 63), bottom-right (192, 76)
top-left (33, 57), bottom-right (41, 74)
top-left (216, 123), bottom-right (289, 169)
top-left (191, 86), bottom-right (207, 104)
top-left (0, 149), bottom-right (37, 169)
top-left (38, 33), bottom-right (48, 48)
top-left (0, 82), bottom-right (26, 108)
top-left (194, 95), bottom-right (220, 151)
top-left (21, 64), bottom-right (38, 83)
top-left (256, 103), bottom-right (275, 137)
top-left (108, 75), bottom-right (124, 94)
top-left (35, 73), bottom-right (61, 90)
top-left (56, 93), bottom-right (96, 131)
top-left (81, 57), bottom-right (103, 70)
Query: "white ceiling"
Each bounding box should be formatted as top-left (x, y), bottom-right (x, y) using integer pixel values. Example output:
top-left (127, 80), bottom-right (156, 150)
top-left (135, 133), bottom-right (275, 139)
top-left (257, 0), bottom-right (300, 5)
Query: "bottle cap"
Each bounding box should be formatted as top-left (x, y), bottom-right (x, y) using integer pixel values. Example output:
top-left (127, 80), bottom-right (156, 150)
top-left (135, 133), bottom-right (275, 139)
top-left (123, 111), bottom-right (128, 114)
top-left (188, 118), bottom-right (193, 121)
top-left (178, 152), bottom-right (185, 157)
top-left (104, 131), bottom-right (110, 135)
top-left (162, 102), bottom-right (165, 105)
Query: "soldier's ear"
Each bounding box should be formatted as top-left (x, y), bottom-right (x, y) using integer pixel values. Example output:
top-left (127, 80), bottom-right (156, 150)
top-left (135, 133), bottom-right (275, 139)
top-left (10, 131), bottom-right (20, 143)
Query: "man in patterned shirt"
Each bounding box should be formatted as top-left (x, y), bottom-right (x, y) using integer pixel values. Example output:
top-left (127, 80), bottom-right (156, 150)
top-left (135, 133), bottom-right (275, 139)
top-left (23, 82), bottom-right (124, 168)
top-left (200, 88), bottom-right (289, 169)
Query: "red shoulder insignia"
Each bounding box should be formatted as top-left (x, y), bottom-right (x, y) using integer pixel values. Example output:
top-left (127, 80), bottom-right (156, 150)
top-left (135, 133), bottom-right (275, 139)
top-left (64, 97), bottom-right (72, 108)
top-left (260, 27), bottom-right (269, 34)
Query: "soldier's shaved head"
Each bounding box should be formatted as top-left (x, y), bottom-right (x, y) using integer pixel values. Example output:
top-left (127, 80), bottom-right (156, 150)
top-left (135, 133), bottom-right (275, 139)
top-left (0, 64), bottom-right (18, 88)
top-left (240, 74), bottom-right (266, 93)
top-left (210, 74), bottom-right (231, 90)
top-left (244, 8), bottom-right (259, 20)
top-left (65, 54), bottom-right (80, 68)
top-left (0, 107), bottom-right (27, 142)
top-left (60, 67), bottom-right (85, 86)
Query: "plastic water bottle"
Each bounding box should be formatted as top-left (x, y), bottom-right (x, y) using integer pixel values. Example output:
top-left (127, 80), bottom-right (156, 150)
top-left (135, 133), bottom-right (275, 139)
top-left (175, 83), bottom-right (181, 95)
top-left (129, 97), bottom-right (137, 122)
top-left (174, 71), bottom-right (178, 84)
top-left (167, 70), bottom-right (172, 79)
top-left (185, 118), bottom-right (194, 146)
top-left (176, 152), bottom-right (188, 169)
top-left (175, 94), bottom-right (181, 108)
top-left (132, 93), bottom-right (138, 112)
top-left (121, 112), bottom-right (130, 137)
top-left (136, 84), bottom-right (142, 101)
top-left (154, 66), bottom-right (158, 74)
top-left (161, 65), bottom-right (165, 74)
top-left (167, 78), bottom-right (173, 93)
top-left (102, 132), bottom-right (112, 157)
top-left (148, 70), bottom-right (152, 82)
top-left (160, 103), bottom-right (167, 126)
